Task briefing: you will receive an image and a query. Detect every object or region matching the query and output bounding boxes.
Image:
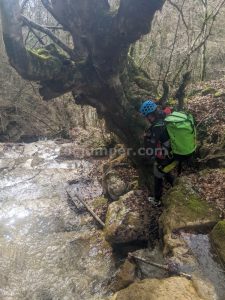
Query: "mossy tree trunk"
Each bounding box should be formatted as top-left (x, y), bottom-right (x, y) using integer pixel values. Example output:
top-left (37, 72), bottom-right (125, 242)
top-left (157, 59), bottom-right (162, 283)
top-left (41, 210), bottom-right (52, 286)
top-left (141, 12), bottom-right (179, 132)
top-left (0, 0), bottom-right (164, 157)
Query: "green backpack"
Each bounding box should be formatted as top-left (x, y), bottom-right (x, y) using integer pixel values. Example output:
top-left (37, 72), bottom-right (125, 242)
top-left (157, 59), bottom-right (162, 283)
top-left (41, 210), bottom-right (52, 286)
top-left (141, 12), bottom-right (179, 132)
top-left (165, 111), bottom-right (196, 156)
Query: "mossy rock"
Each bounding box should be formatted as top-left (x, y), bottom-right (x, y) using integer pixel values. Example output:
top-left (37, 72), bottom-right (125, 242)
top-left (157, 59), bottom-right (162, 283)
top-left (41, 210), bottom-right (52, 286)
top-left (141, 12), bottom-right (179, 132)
top-left (110, 277), bottom-right (203, 300)
top-left (91, 196), bottom-right (108, 210)
top-left (201, 87), bottom-right (216, 96)
top-left (160, 177), bottom-right (220, 234)
top-left (210, 220), bottom-right (225, 264)
top-left (104, 191), bottom-right (150, 244)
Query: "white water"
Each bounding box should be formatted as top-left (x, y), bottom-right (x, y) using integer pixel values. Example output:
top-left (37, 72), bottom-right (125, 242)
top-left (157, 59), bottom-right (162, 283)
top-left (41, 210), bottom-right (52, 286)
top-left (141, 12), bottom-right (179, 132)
top-left (0, 141), bottom-right (114, 300)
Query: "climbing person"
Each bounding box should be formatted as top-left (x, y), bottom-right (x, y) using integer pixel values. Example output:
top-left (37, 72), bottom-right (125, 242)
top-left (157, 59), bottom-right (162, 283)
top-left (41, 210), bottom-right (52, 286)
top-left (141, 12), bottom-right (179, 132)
top-left (140, 100), bottom-right (196, 206)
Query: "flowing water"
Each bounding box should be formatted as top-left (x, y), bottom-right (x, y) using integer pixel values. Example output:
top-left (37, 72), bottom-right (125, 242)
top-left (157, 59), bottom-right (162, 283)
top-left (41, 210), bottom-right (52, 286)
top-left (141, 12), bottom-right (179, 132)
top-left (181, 232), bottom-right (225, 300)
top-left (0, 141), bottom-right (115, 300)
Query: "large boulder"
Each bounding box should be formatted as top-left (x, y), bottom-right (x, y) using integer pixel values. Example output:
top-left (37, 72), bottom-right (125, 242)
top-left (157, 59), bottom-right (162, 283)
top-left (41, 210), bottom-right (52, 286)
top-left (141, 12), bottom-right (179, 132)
top-left (160, 177), bottom-right (220, 261)
top-left (104, 191), bottom-right (151, 244)
top-left (102, 145), bottom-right (140, 201)
top-left (110, 277), bottom-right (203, 300)
top-left (210, 220), bottom-right (225, 265)
top-left (160, 178), bottom-right (220, 234)
top-left (103, 170), bottom-right (128, 201)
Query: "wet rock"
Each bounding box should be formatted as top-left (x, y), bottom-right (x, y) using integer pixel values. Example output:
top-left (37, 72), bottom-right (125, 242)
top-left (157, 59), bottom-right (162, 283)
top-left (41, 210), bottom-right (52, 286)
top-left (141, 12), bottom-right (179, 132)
top-left (210, 220), bottom-right (225, 265)
top-left (160, 177), bottom-right (220, 265)
top-left (160, 177), bottom-right (220, 234)
top-left (104, 191), bottom-right (151, 244)
top-left (110, 277), bottom-right (203, 300)
top-left (103, 170), bottom-right (128, 201)
top-left (109, 259), bottom-right (136, 292)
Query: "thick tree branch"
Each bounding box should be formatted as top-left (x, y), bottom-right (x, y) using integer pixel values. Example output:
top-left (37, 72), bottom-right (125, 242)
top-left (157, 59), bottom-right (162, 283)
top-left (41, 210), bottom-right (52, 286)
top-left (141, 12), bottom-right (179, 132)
top-left (0, 0), bottom-right (162, 154)
top-left (0, 0), bottom-right (80, 88)
top-left (26, 26), bottom-right (45, 46)
top-left (41, 0), bottom-right (111, 61)
top-left (115, 0), bottom-right (164, 44)
top-left (21, 15), bottom-right (75, 59)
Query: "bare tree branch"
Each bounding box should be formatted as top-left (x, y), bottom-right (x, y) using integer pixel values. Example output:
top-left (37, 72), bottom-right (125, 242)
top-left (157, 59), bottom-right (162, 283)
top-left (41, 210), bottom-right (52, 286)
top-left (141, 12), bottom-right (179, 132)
top-left (167, 0), bottom-right (188, 32)
top-left (26, 26), bottom-right (45, 46)
top-left (167, 0), bottom-right (191, 48)
top-left (164, 1), bottom-right (185, 81)
top-left (172, 0), bottom-right (225, 83)
top-left (45, 26), bottom-right (64, 30)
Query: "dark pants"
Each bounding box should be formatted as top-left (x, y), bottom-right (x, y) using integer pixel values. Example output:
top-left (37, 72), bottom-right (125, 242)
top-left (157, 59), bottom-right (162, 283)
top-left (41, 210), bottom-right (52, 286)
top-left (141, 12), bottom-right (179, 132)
top-left (154, 173), bottom-right (174, 201)
top-left (153, 161), bottom-right (175, 201)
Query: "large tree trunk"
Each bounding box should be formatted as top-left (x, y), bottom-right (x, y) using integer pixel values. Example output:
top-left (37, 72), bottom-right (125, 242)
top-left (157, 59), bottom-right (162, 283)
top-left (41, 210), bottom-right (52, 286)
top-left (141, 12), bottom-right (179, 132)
top-left (0, 0), bottom-right (164, 158)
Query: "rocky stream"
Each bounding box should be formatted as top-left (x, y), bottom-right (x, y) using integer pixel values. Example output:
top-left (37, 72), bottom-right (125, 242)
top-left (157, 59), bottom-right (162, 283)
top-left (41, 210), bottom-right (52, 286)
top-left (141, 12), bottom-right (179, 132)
top-left (0, 140), bottom-right (225, 300)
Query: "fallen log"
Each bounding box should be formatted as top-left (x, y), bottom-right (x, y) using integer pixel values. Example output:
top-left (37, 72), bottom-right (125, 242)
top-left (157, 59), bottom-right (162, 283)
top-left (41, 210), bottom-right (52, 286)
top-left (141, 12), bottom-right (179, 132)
top-left (67, 191), bottom-right (105, 228)
top-left (128, 253), bottom-right (192, 280)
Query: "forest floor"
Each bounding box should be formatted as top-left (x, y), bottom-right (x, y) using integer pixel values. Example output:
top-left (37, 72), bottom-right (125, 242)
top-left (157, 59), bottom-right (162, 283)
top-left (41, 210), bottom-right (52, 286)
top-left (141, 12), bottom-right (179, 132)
top-left (185, 80), bottom-right (225, 217)
top-left (188, 169), bottom-right (225, 217)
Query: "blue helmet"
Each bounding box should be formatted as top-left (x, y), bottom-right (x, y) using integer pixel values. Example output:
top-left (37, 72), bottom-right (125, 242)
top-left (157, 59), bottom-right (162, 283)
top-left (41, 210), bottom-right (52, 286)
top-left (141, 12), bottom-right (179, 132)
top-left (140, 100), bottom-right (157, 117)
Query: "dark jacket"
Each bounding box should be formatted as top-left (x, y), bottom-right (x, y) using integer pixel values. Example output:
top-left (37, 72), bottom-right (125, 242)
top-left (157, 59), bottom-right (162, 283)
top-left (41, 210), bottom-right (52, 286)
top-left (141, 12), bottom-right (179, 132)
top-left (144, 112), bottom-right (172, 165)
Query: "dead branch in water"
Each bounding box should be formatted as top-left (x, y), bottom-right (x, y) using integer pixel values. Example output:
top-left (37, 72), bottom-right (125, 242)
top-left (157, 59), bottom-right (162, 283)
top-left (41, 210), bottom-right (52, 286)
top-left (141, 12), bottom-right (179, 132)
top-left (66, 191), bottom-right (105, 228)
top-left (128, 253), bottom-right (192, 280)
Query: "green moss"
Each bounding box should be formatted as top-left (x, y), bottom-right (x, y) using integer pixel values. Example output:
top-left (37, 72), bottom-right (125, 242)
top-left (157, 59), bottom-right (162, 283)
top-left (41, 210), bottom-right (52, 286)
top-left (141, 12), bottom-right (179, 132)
top-left (201, 87), bottom-right (216, 96)
top-left (167, 98), bottom-right (177, 106)
top-left (212, 221), bottom-right (225, 236)
top-left (92, 197), bottom-right (108, 210)
top-left (187, 195), bottom-right (208, 215)
top-left (165, 186), bottom-right (209, 219)
top-left (34, 48), bottom-right (52, 59)
top-left (161, 179), bottom-right (220, 232)
top-left (211, 221), bottom-right (225, 264)
top-left (214, 91), bottom-right (225, 98)
top-left (28, 47), bottom-right (63, 78)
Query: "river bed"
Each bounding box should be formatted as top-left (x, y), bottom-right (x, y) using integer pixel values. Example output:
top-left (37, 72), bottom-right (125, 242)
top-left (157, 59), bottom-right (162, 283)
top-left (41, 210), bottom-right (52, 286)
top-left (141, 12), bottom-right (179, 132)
top-left (0, 141), bottom-right (115, 300)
